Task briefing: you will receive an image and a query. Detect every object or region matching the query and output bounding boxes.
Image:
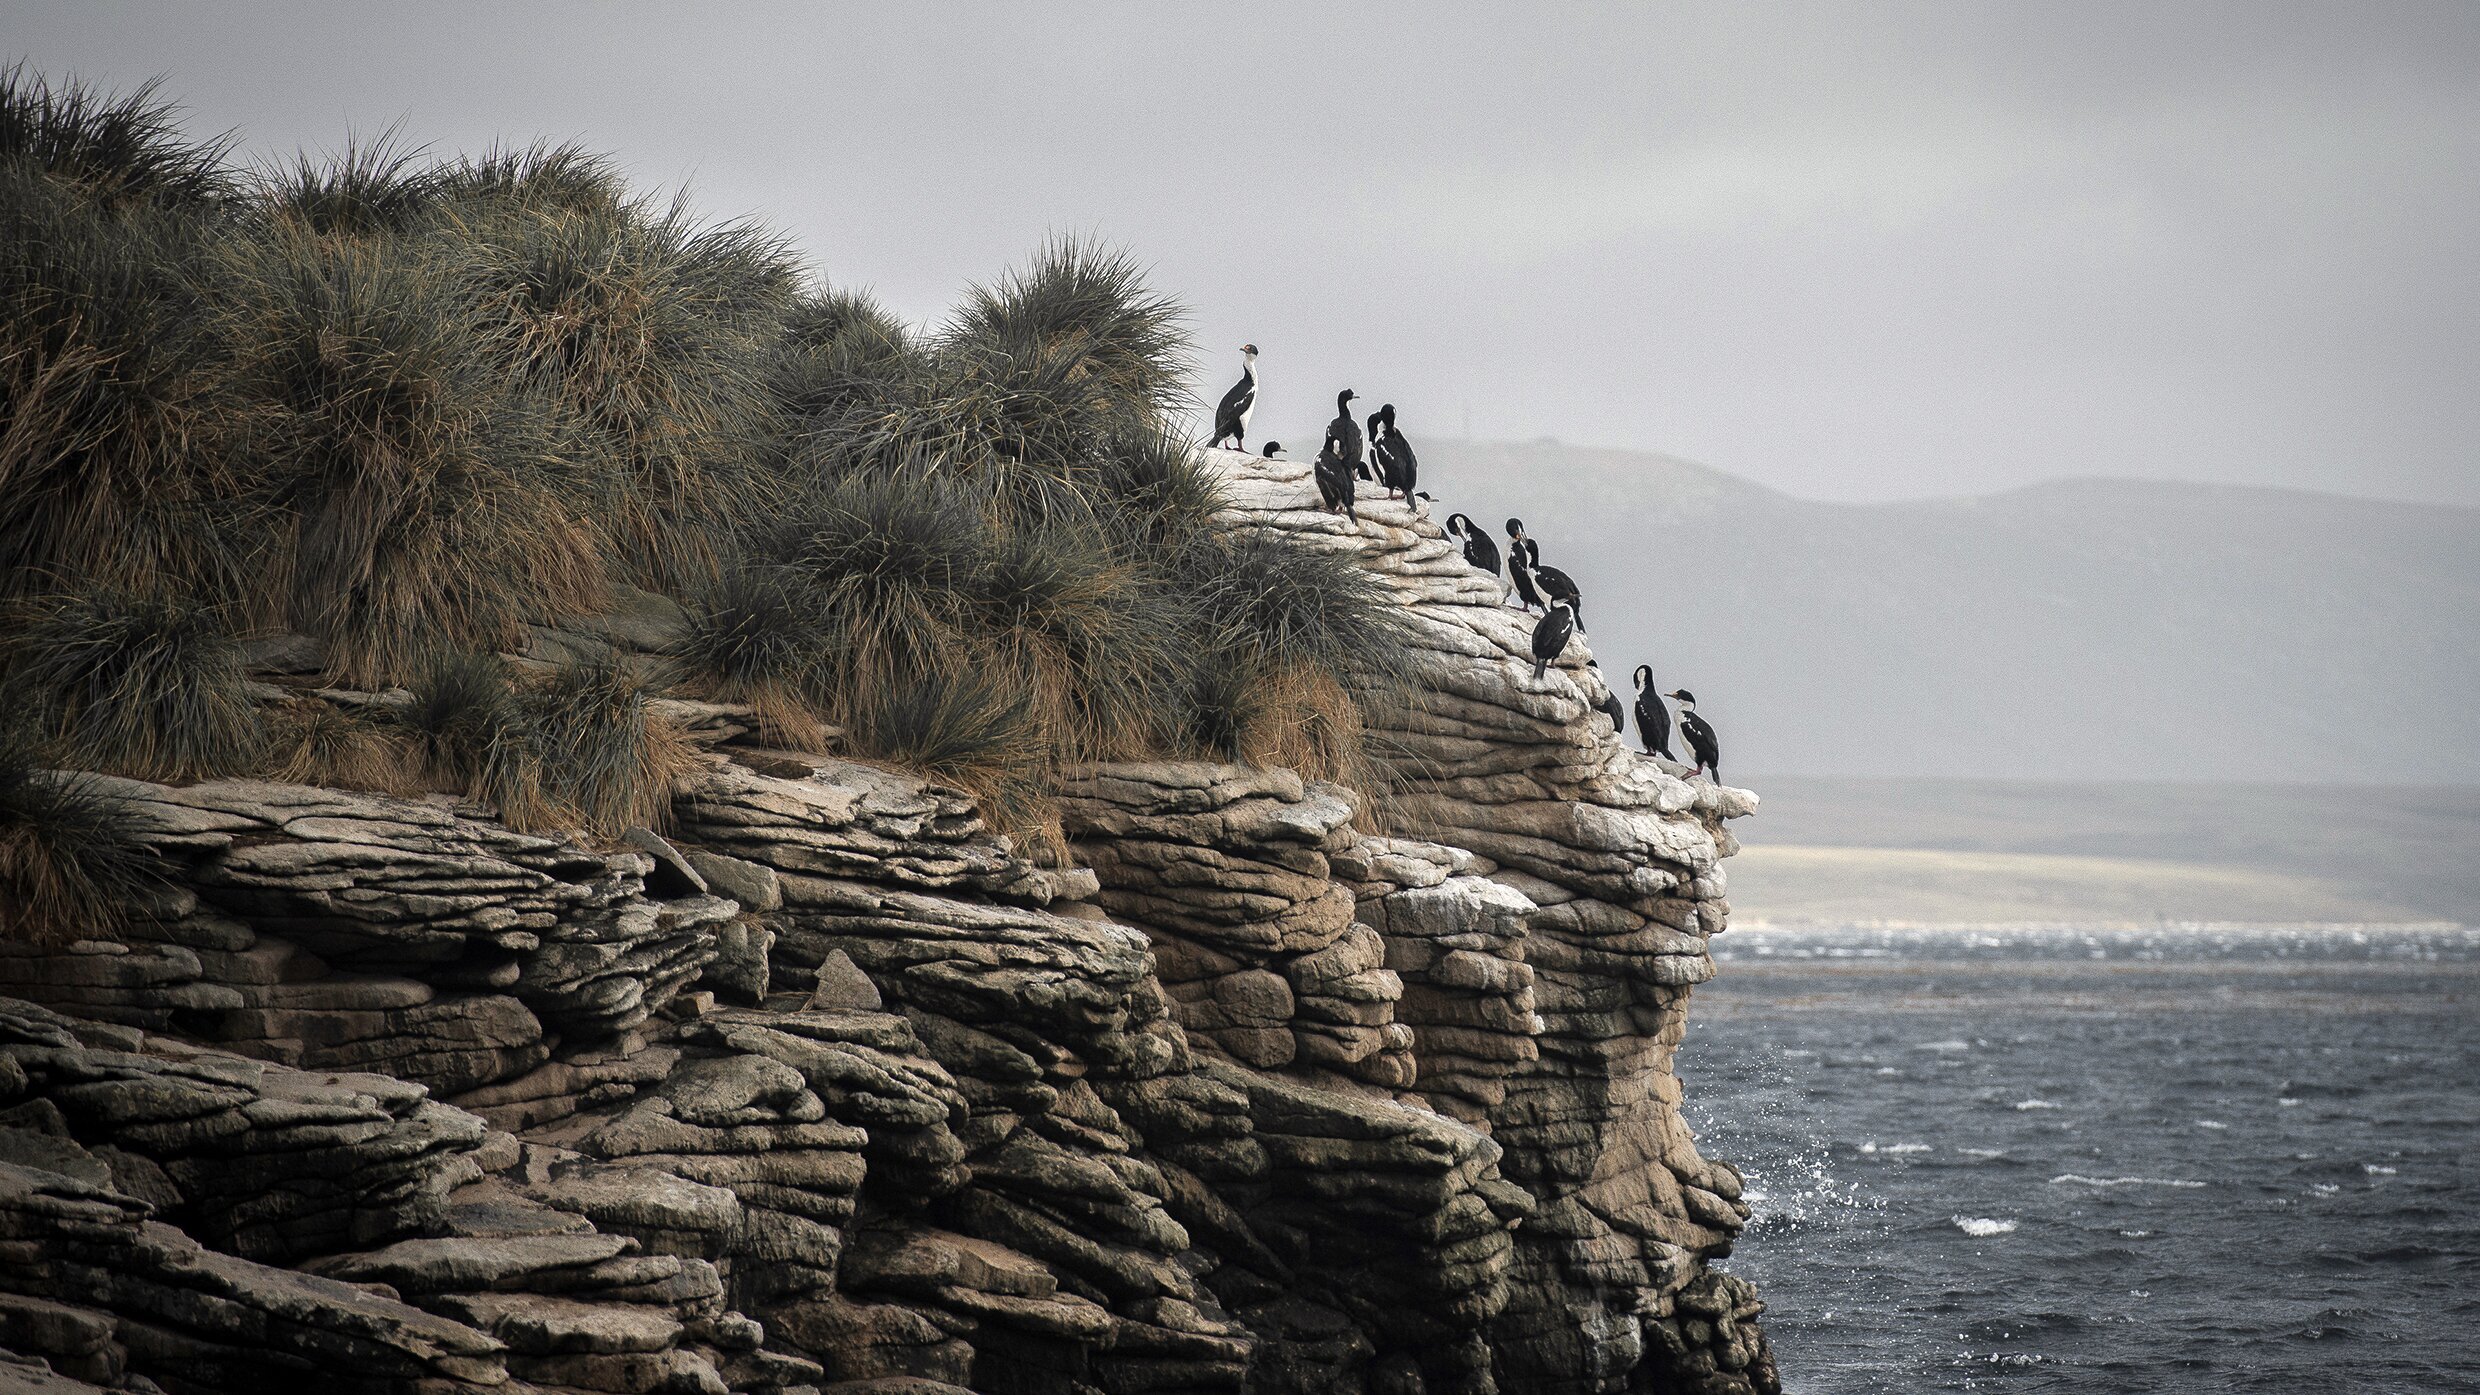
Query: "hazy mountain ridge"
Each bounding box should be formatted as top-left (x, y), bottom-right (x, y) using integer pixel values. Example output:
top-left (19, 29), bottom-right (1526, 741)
top-left (1410, 439), bottom-right (2480, 782)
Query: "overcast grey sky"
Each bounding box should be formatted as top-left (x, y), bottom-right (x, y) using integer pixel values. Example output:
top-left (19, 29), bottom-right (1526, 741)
top-left (14, 1), bottom-right (2478, 504)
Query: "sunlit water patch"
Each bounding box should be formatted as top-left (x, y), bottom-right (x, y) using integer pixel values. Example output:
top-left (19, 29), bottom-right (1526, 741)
top-left (1682, 923), bottom-right (2480, 1392)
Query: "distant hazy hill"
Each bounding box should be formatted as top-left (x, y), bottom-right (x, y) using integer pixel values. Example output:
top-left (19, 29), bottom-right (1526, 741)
top-left (1413, 440), bottom-right (2480, 783)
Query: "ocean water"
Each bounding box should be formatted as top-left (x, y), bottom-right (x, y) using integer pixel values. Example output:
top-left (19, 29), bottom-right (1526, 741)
top-left (1678, 924), bottom-right (2480, 1394)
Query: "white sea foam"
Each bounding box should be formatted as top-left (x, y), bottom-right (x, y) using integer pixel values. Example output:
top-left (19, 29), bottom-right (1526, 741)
top-left (2014, 1099), bottom-right (2061, 1111)
top-left (1952, 1216), bottom-right (2018, 1237)
top-left (2279, 1097), bottom-right (2304, 1107)
top-left (2365, 1164), bottom-right (2398, 1175)
top-left (1859, 1141), bottom-right (1931, 1155)
top-left (2050, 1174), bottom-right (2208, 1189)
top-left (1916, 1039), bottom-right (1971, 1052)
top-left (2196, 1119), bottom-right (2228, 1130)
top-left (2311, 1183), bottom-right (2340, 1195)
top-left (1957, 1147), bottom-right (2008, 1158)
top-left (2120, 1230), bottom-right (2153, 1239)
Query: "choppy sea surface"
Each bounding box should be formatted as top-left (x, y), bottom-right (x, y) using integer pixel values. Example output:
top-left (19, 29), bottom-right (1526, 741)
top-left (1679, 924), bottom-right (2480, 1394)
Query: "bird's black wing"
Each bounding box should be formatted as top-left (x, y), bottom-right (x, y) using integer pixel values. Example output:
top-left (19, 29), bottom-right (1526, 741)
top-left (1213, 374), bottom-right (1253, 439)
top-left (1468, 533), bottom-right (1502, 576)
top-left (1636, 695), bottom-right (1674, 758)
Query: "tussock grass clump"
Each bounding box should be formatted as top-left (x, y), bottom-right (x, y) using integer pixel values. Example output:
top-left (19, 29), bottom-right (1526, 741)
top-left (675, 563), bottom-right (833, 747)
top-left (532, 656), bottom-right (696, 835)
top-left (253, 136), bottom-right (444, 240)
top-left (214, 228), bottom-right (608, 681)
top-left (0, 728), bottom-right (168, 944)
top-left (0, 161), bottom-right (238, 601)
top-left (268, 700), bottom-right (419, 793)
top-left (948, 238), bottom-right (1192, 429)
top-left (402, 652), bottom-right (695, 835)
top-left (0, 586), bottom-right (263, 782)
top-left (0, 64), bottom-right (234, 212)
top-left (449, 191), bottom-right (803, 585)
top-left (743, 467), bottom-right (1197, 761)
top-left (1161, 527), bottom-right (1420, 785)
top-left (432, 141), bottom-right (629, 219)
top-left (403, 651), bottom-right (561, 830)
top-left (771, 286), bottom-right (916, 425)
top-left (845, 666), bottom-right (1049, 838)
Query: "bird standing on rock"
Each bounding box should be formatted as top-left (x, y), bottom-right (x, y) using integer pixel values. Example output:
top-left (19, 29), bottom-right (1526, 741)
top-left (1262, 442), bottom-right (1283, 458)
top-left (1325, 389), bottom-right (1364, 479)
top-left (1632, 667), bottom-right (1676, 761)
top-left (1371, 403), bottom-right (1418, 499)
top-left (1208, 344), bottom-right (1258, 451)
top-left (1505, 519), bottom-right (1543, 613)
top-left (1669, 690), bottom-right (1720, 780)
top-left (1314, 439), bottom-right (1358, 523)
top-left (1445, 514), bottom-right (1501, 578)
top-left (1585, 660), bottom-right (1625, 735)
top-left (1531, 601), bottom-right (1575, 680)
top-left (1527, 543), bottom-right (1584, 632)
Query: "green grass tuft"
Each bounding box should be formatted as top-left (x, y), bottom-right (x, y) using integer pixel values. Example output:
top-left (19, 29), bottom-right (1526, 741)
top-left (213, 225), bottom-right (609, 681)
top-left (532, 656), bottom-right (696, 835)
top-left (0, 585), bottom-right (263, 782)
top-left (402, 650), bottom-right (561, 829)
top-left (0, 64), bottom-right (236, 211)
top-left (253, 134), bottom-right (444, 239)
top-left (0, 727), bottom-right (169, 944)
top-left (0, 161), bottom-right (240, 601)
top-left (449, 191), bottom-right (803, 586)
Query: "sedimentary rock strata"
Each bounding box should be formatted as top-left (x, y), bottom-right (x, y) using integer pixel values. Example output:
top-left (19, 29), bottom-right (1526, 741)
top-left (0, 445), bottom-right (1773, 1395)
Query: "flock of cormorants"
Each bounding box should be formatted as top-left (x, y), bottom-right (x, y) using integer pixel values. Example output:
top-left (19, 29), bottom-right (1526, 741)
top-left (1207, 346), bottom-right (1722, 782)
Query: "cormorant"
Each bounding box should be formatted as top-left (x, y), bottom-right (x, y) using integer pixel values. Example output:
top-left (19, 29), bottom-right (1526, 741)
top-left (1314, 439), bottom-right (1358, 523)
top-left (1325, 389), bottom-right (1365, 482)
top-left (1262, 442), bottom-right (1283, 458)
top-left (1208, 345), bottom-right (1258, 451)
top-left (1371, 403), bottom-right (1418, 499)
top-left (1504, 519), bottom-right (1543, 613)
top-left (1668, 690), bottom-right (1720, 780)
top-left (1530, 602), bottom-right (1574, 680)
top-left (1527, 543), bottom-right (1585, 631)
top-left (1585, 660), bottom-right (1625, 735)
top-left (1632, 667), bottom-right (1676, 761)
top-left (1356, 405), bottom-right (1381, 482)
top-left (1444, 514), bottom-right (1501, 578)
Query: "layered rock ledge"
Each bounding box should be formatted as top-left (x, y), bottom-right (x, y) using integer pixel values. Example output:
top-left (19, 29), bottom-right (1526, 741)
top-left (0, 446), bottom-right (1772, 1395)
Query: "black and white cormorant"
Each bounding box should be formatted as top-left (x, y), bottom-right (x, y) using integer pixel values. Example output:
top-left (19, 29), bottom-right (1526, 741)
top-left (1585, 660), bottom-right (1625, 735)
top-left (1632, 666), bottom-right (1676, 761)
top-left (1371, 403), bottom-right (1418, 499)
top-left (1325, 389), bottom-right (1365, 481)
top-left (1208, 345), bottom-right (1258, 451)
top-left (1262, 442), bottom-right (1282, 458)
top-left (1526, 542), bottom-right (1585, 632)
top-left (1667, 690), bottom-right (1720, 781)
top-left (1530, 601), bottom-right (1575, 680)
top-left (1314, 438), bottom-right (1358, 523)
top-left (1504, 519), bottom-right (1543, 613)
top-left (1444, 514), bottom-right (1501, 578)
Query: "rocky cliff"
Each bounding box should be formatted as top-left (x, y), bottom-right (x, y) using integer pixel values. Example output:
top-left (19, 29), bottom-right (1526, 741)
top-left (0, 447), bottom-right (1773, 1395)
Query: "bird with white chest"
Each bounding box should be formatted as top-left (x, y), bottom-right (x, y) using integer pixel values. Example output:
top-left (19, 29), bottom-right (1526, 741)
top-left (1667, 690), bottom-right (1721, 781)
top-left (1208, 344), bottom-right (1258, 451)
